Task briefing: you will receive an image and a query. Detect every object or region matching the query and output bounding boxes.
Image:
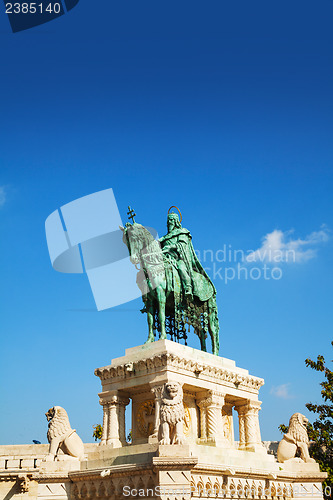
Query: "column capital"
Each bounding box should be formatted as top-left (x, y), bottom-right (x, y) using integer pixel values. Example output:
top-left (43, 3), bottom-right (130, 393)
top-left (234, 399), bottom-right (261, 414)
top-left (197, 390), bottom-right (225, 408)
top-left (245, 400), bottom-right (262, 413)
top-left (118, 396), bottom-right (130, 407)
top-left (99, 393), bottom-right (130, 407)
top-left (150, 384), bottom-right (164, 399)
top-left (99, 398), bottom-right (110, 407)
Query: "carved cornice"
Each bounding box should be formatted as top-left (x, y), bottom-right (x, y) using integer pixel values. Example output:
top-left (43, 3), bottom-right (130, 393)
top-left (31, 472), bottom-right (71, 481)
top-left (95, 353), bottom-right (264, 392)
top-left (152, 457), bottom-right (198, 471)
top-left (69, 464), bottom-right (153, 482)
top-left (192, 463), bottom-right (327, 481)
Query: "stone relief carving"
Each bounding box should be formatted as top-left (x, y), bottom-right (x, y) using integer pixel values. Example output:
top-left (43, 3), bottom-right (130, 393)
top-left (137, 400), bottom-right (156, 437)
top-left (277, 413), bottom-right (316, 463)
top-left (44, 406), bottom-right (84, 461)
top-left (17, 474), bottom-right (30, 493)
top-left (136, 398), bottom-right (191, 438)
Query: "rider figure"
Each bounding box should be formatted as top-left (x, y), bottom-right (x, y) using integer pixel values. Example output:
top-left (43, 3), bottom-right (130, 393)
top-left (160, 212), bottom-right (215, 302)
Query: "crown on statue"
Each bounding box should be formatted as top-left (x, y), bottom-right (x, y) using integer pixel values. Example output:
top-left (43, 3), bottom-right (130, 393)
top-left (167, 212), bottom-right (179, 220)
top-left (167, 206), bottom-right (182, 222)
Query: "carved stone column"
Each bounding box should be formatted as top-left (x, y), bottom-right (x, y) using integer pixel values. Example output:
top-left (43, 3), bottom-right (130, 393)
top-left (107, 397), bottom-right (119, 446)
top-left (234, 404), bottom-right (247, 450)
top-left (99, 399), bottom-right (109, 446)
top-left (235, 400), bottom-right (266, 453)
top-left (99, 394), bottom-right (130, 448)
top-left (149, 384), bottom-right (164, 443)
top-left (244, 400), bottom-right (265, 453)
top-left (222, 402), bottom-right (234, 446)
top-left (197, 391), bottom-right (226, 446)
top-left (118, 397), bottom-right (130, 446)
top-left (197, 400), bottom-right (207, 441)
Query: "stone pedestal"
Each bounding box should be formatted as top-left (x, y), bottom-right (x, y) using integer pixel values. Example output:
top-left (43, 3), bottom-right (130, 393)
top-left (95, 339), bottom-right (267, 451)
top-left (0, 340), bottom-right (327, 499)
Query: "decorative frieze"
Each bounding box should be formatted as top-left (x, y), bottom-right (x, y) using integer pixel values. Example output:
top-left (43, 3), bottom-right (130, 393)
top-left (95, 353), bottom-right (264, 393)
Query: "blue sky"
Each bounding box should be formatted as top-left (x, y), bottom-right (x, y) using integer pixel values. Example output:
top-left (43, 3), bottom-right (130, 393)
top-left (0, 0), bottom-right (333, 444)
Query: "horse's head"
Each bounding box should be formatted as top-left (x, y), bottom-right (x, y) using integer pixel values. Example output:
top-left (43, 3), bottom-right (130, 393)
top-left (120, 222), bottom-right (154, 266)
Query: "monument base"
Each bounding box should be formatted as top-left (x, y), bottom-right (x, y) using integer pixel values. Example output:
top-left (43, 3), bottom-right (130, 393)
top-left (0, 340), bottom-right (327, 499)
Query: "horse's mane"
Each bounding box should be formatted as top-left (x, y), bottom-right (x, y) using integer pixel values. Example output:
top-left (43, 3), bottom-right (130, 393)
top-left (126, 223), bottom-right (155, 251)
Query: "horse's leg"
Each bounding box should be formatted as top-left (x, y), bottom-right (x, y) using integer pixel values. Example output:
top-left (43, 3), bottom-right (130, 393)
top-left (145, 299), bottom-right (155, 344)
top-left (208, 298), bottom-right (220, 355)
top-left (156, 286), bottom-right (167, 340)
top-left (199, 329), bottom-right (207, 352)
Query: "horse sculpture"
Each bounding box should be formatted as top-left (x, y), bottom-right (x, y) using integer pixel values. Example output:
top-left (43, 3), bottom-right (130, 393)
top-left (120, 221), bottom-right (220, 355)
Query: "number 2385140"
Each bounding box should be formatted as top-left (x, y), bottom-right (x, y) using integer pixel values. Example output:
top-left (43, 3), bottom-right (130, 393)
top-left (5, 3), bottom-right (61, 14)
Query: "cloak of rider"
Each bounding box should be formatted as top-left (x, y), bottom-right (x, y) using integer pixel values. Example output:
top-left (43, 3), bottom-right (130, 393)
top-left (159, 212), bottom-right (216, 302)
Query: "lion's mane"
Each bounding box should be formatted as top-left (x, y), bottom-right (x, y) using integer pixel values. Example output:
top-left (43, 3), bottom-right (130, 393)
top-left (287, 413), bottom-right (309, 445)
top-left (46, 406), bottom-right (72, 442)
top-left (160, 383), bottom-right (185, 426)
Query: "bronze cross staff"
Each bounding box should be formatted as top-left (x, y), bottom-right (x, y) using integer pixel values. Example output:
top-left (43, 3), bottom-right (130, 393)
top-left (127, 206), bottom-right (136, 223)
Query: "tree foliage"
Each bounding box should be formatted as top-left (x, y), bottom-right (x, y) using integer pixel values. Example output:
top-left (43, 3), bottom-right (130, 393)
top-left (278, 342), bottom-right (332, 497)
top-left (305, 341), bottom-right (333, 495)
top-left (278, 423), bottom-right (289, 434)
top-left (92, 425), bottom-right (132, 443)
top-left (92, 424), bottom-right (103, 442)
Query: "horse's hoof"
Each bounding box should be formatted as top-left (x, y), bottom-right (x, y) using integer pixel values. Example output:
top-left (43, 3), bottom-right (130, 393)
top-left (160, 334), bottom-right (167, 340)
top-left (145, 337), bottom-right (154, 344)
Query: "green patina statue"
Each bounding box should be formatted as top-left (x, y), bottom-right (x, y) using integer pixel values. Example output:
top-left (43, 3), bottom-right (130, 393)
top-left (121, 206), bottom-right (220, 355)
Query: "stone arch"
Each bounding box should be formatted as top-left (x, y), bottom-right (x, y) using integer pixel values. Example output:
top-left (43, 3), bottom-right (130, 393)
top-left (97, 481), bottom-right (107, 498)
top-left (72, 484), bottom-right (79, 500)
top-left (283, 484), bottom-right (292, 498)
top-left (250, 481), bottom-right (257, 498)
top-left (244, 480), bottom-right (251, 498)
top-left (276, 483), bottom-right (283, 498)
top-left (146, 475), bottom-right (155, 496)
top-left (106, 479), bottom-right (116, 498)
top-left (237, 480), bottom-right (244, 498)
top-left (257, 482), bottom-right (264, 498)
top-left (89, 482), bottom-right (97, 498)
top-left (206, 479), bottom-right (213, 497)
top-left (230, 480), bottom-right (236, 497)
top-left (115, 479), bottom-right (125, 498)
top-left (197, 479), bottom-right (205, 497)
top-left (137, 476), bottom-right (146, 493)
top-left (213, 480), bottom-right (221, 497)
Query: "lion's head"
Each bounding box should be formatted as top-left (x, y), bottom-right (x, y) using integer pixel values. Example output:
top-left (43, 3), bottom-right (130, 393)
top-left (46, 406), bottom-right (72, 441)
top-left (287, 412), bottom-right (309, 444)
top-left (160, 382), bottom-right (185, 426)
top-left (165, 383), bottom-right (181, 400)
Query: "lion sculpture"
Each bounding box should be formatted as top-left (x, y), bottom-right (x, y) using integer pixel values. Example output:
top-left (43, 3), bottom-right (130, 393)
top-left (159, 382), bottom-right (186, 445)
top-left (45, 406), bottom-right (85, 461)
top-left (277, 412), bottom-right (316, 463)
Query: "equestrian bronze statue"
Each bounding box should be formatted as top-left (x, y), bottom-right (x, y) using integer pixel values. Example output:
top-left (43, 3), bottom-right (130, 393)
top-left (120, 206), bottom-right (220, 355)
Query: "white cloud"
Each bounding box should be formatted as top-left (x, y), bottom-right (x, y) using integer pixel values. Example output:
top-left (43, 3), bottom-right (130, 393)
top-left (270, 383), bottom-right (293, 400)
top-left (246, 225), bottom-right (330, 264)
top-left (0, 186), bottom-right (6, 207)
